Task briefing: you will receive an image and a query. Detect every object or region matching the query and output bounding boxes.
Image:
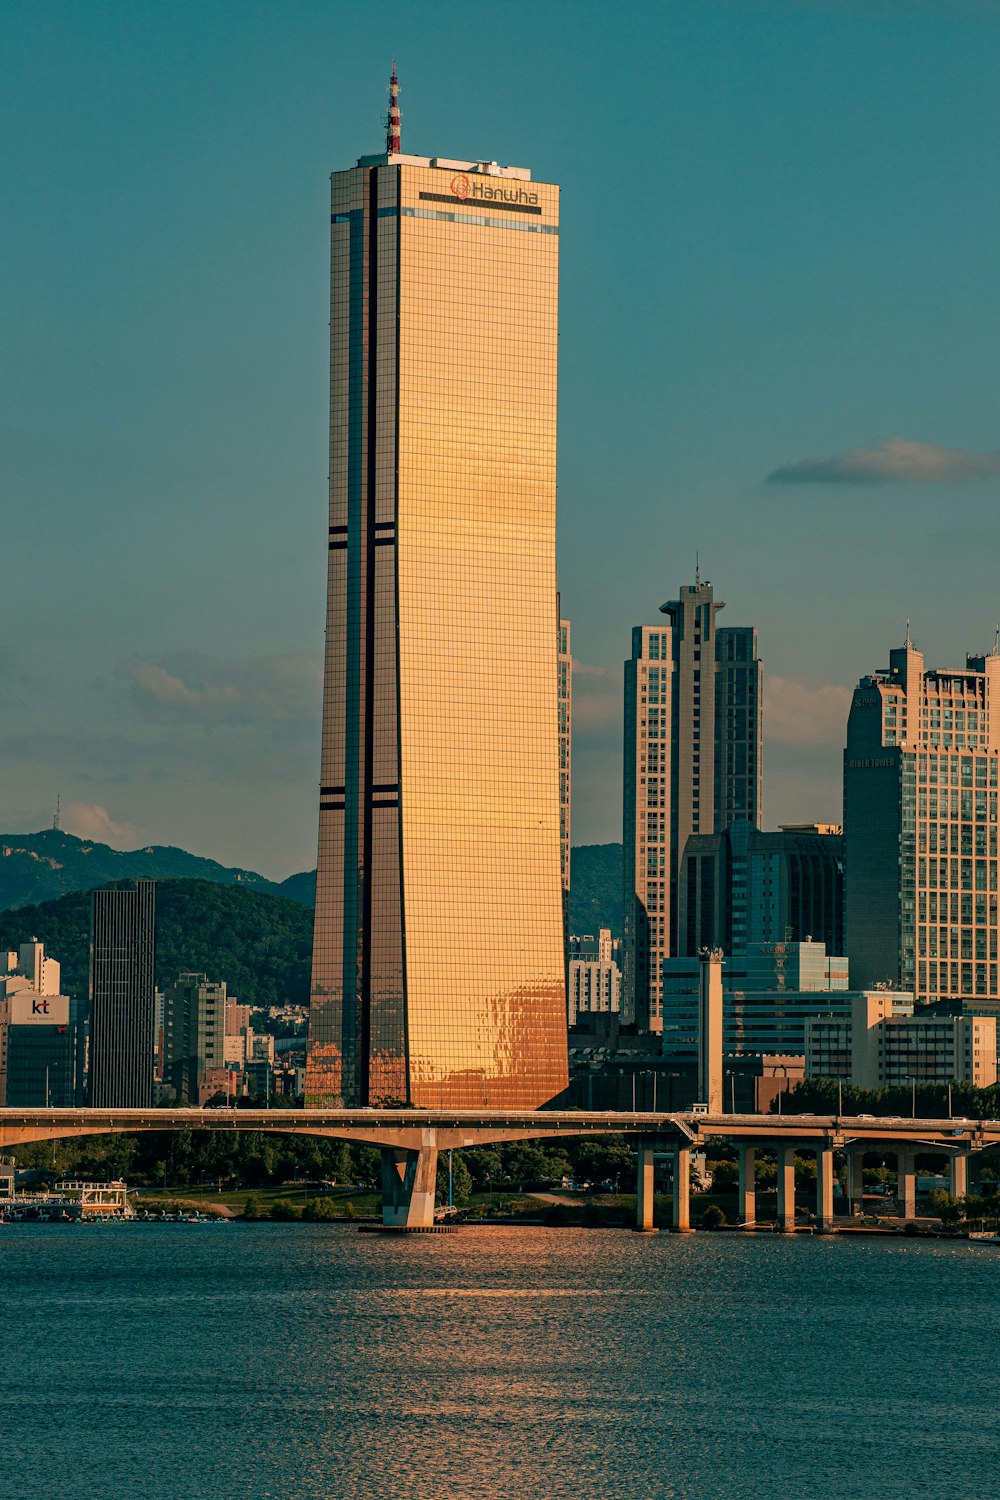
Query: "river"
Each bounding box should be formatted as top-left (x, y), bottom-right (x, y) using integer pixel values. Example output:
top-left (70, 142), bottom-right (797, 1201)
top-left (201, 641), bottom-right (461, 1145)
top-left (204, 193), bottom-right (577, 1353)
top-left (1, 1223), bottom-right (997, 1500)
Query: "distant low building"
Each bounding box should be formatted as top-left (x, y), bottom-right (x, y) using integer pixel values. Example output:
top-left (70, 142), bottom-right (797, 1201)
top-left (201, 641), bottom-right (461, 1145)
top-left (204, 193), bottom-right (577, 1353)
top-left (568, 929), bottom-right (621, 1027)
top-left (0, 941), bottom-right (80, 1106)
top-left (661, 940), bottom-right (858, 1062)
top-left (163, 973), bottom-right (227, 1105)
top-left (806, 993), bottom-right (998, 1088)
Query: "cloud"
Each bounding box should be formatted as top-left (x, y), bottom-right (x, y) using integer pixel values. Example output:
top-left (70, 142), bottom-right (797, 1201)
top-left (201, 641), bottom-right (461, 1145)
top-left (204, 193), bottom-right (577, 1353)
top-left (127, 651), bottom-right (322, 728)
top-left (571, 660), bottom-right (621, 738)
top-left (61, 802), bottom-right (141, 848)
top-left (765, 675), bottom-right (853, 747)
top-left (766, 438), bottom-right (1000, 486)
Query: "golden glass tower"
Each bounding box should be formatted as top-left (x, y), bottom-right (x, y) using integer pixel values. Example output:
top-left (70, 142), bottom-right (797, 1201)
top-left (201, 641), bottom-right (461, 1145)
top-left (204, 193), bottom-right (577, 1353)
top-left (305, 130), bottom-right (568, 1109)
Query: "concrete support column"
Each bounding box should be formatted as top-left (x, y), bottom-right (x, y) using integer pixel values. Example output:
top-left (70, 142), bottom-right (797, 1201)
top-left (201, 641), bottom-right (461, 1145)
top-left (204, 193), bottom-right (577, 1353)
top-left (776, 1145), bottom-right (797, 1232)
top-left (635, 1139), bottom-right (656, 1232)
top-left (949, 1151), bottom-right (969, 1199)
top-left (380, 1139), bottom-right (438, 1228)
top-left (672, 1144), bottom-right (692, 1233)
top-left (896, 1149), bottom-right (916, 1222)
top-left (738, 1146), bottom-right (756, 1227)
top-left (848, 1151), bottom-right (865, 1215)
top-left (816, 1147), bottom-right (836, 1232)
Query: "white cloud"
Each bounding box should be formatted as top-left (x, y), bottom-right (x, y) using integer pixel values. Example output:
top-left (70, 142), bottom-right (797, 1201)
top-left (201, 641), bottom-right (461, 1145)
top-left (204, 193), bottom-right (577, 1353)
top-left (128, 651), bottom-right (322, 727)
top-left (767, 437), bottom-right (1000, 486)
top-left (61, 802), bottom-right (141, 848)
top-left (571, 659), bottom-right (621, 736)
top-left (765, 675), bottom-right (853, 746)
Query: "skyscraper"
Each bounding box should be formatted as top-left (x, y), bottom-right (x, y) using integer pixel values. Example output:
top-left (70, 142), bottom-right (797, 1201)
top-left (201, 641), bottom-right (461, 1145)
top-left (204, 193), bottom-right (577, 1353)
top-left (306, 82), bottom-right (567, 1108)
top-left (623, 575), bottom-right (762, 1031)
top-left (89, 880), bottom-right (156, 1107)
top-left (845, 631), bottom-right (1000, 1003)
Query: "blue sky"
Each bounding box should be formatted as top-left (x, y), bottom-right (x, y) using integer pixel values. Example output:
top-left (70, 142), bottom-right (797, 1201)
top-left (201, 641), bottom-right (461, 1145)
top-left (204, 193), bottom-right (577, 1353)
top-left (4, 0), bottom-right (1000, 875)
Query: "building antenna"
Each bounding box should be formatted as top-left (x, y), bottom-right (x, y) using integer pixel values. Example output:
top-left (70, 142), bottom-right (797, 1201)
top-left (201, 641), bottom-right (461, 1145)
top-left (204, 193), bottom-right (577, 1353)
top-left (53, 794), bottom-right (61, 831)
top-left (695, 550), bottom-right (701, 587)
top-left (993, 624), bottom-right (999, 657)
top-left (904, 618), bottom-right (912, 649)
top-left (386, 61), bottom-right (401, 155)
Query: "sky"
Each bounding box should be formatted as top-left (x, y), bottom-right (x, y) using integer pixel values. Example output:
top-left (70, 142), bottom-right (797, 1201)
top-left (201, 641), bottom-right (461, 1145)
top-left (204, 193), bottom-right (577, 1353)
top-left (4, 0), bottom-right (1000, 878)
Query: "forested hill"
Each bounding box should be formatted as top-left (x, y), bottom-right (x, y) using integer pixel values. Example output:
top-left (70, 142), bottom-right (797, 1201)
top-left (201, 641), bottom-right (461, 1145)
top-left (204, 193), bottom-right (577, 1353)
top-left (0, 880), bottom-right (313, 1008)
top-left (0, 829), bottom-right (309, 912)
top-left (567, 844), bottom-right (623, 937)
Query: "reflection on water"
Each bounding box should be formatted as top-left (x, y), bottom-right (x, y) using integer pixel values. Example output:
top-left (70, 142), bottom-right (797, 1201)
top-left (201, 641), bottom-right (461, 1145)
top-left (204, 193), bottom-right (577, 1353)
top-left (2, 1224), bottom-right (998, 1500)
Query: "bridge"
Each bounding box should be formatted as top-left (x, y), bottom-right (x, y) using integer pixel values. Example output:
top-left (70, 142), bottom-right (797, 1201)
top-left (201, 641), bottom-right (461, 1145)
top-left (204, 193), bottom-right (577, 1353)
top-left (2, 1108), bottom-right (998, 1230)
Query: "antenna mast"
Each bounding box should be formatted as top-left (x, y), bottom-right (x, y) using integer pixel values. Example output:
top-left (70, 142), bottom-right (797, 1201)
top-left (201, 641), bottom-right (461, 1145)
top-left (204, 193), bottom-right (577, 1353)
top-left (386, 62), bottom-right (401, 155)
top-left (53, 794), bottom-right (61, 831)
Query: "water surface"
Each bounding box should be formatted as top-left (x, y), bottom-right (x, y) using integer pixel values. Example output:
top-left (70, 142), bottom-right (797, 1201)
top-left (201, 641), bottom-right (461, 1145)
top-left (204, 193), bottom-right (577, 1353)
top-left (2, 1223), bottom-right (997, 1500)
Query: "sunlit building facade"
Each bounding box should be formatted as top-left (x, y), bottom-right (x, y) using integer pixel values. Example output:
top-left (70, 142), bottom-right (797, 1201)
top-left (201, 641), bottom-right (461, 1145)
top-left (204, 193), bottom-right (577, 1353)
top-left (306, 142), bottom-right (567, 1108)
top-left (845, 633), bottom-right (1000, 1002)
top-left (623, 577), bottom-right (762, 1032)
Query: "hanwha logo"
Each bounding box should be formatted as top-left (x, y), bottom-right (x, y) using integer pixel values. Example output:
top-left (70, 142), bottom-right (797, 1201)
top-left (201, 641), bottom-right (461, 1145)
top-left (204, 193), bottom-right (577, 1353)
top-left (450, 173), bottom-right (471, 200)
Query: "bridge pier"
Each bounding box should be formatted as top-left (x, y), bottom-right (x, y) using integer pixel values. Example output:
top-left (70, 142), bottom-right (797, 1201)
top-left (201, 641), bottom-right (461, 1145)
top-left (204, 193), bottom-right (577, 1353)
top-left (738, 1146), bottom-right (756, 1227)
top-left (776, 1145), bottom-right (797, 1232)
top-left (949, 1150), bottom-right (969, 1199)
top-left (816, 1147), bottom-right (836, 1232)
top-left (672, 1144), bottom-right (692, 1233)
top-left (635, 1139), bottom-right (657, 1231)
top-left (896, 1148), bottom-right (916, 1221)
top-left (847, 1150), bottom-right (865, 1216)
top-left (380, 1142), bottom-right (438, 1229)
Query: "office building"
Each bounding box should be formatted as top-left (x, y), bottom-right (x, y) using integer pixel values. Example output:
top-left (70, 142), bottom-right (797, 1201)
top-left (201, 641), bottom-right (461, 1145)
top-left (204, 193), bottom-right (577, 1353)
top-left (306, 90), bottom-right (567, 1107)
top-left (568, 929), bottom-right (621, 1027)
top-left (0, 942), bottom-right (78, 1106)
top-left (806, 993), bottom-right (997, 1088)
top-left (623, 574), bottom-right (762, 1030)
top-left (89, 880), bottom-right (156, 1107)
top-left (845, 632), bottom-right (1000, 1002)
top-left (661, 940), bottom-right (859, 1060)
top-left (679, 820), bottom-right (844, 957)
top-left (163, 973), bottom-right (228, 1104)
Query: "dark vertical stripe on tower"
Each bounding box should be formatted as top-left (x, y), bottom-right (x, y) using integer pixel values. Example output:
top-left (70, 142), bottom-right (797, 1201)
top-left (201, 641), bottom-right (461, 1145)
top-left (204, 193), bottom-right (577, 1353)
top-left (359, 167), bottom-right (380, 1102)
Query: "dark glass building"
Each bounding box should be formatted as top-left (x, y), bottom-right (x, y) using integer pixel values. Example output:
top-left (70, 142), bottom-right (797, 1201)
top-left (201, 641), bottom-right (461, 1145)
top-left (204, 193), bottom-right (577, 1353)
top-left (89, 881), bottom-right (156, 1107)
top-left (679, 820), bottom-right (844, 958)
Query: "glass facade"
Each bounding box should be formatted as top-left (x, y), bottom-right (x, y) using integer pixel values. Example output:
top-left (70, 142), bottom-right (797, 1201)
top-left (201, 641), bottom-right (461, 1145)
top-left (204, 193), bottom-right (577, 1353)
top-left (306, 157), bottom-right (568, 1108)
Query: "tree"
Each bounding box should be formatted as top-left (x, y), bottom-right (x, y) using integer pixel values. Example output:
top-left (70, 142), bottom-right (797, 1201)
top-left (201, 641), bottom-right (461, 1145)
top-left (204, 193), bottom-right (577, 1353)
top-left (436, 1152), bottom-right (473, 1206)
top-left (700, 1204), bottom-right (727, 1230)
top-left (929, 1190), bottom-right (962, 1228)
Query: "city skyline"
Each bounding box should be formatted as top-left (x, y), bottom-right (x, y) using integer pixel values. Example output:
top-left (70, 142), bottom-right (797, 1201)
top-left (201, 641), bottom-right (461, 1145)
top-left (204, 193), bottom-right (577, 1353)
top-left (5, 2), bottom-right (1000, 877)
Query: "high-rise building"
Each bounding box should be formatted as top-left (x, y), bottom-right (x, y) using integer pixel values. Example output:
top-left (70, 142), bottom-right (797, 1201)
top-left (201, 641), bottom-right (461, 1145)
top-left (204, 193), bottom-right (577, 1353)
top-left (305, 92), bottom-right (568, 1108)
top-left (623, 575), bottom-right (762, 1031)
top-left (679, 820), bottom-right (844, 957)
top-left (89, 881), bottom-right (156, 1107)
top-left (844, 632), bottom-right (1000, 1003)
top-left (163, 973), bottom-right (228, 1104)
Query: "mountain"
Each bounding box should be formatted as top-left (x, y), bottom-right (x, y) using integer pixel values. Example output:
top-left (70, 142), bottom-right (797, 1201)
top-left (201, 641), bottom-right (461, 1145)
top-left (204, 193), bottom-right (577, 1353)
top-left (567, 844), bottom-right (623, 937)
top-left (0, 880), bottom-right (314, 1008)
top-left (0, 830), bottom-right (289, 912)
top-left (278, 869), bottom-right (317, 905)
top-left (0, 829), bottom-right (624, 947)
